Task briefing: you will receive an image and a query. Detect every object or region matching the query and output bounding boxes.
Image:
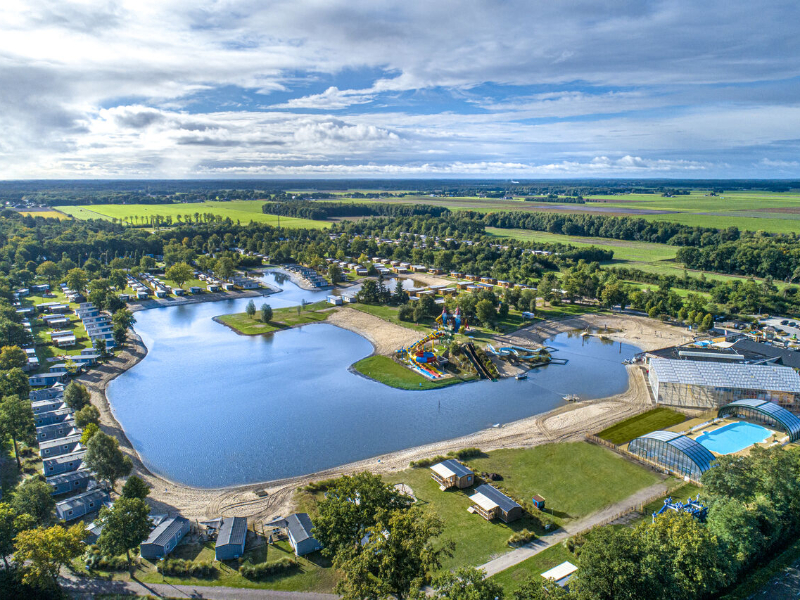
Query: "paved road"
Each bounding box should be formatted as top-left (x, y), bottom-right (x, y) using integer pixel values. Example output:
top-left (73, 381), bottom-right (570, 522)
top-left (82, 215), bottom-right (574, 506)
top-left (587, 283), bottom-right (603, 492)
top-left (479, 481), bottom-right (669, 577)
top-left (60, 576), bottom-right (339, 599)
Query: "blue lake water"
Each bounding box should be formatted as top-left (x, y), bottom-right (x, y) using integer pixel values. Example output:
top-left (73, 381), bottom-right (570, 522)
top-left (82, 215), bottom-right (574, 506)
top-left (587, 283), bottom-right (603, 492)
top-left (106, 271), bottom-right (640, 488)
top-left (696, 422), bottom-right (772, 454)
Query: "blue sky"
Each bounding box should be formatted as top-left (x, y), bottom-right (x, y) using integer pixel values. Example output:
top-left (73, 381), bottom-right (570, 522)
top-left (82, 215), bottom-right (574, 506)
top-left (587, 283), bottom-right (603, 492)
top-left (1, 0), bottom-right (799, 178)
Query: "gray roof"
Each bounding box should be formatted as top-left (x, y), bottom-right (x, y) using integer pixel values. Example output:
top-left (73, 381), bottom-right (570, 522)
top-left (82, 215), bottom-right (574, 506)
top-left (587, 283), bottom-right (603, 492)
top-left (144, 515), bottom-right (190, 547)
top-left (286, 513), bottom-right (314, 544)
top-left (56, 489), bottom-right (109, 515)
top-left (731, 339), bottom-right (800, 370)
top-left (438, 459), bottom-right (474, 478)
top-left (45, 450), bottom-right (86, 465)
top-left (474, 484), bottom-right (521, 513)
top-left (39, 434), bottom-right (82, 452)
top-left (216, 516), bottom-right (247, 548)
top-left (47, 469), bottom-right (93, 487)
top-left (649, 358), bottom-right (800, 393)
top-left (632, 431), bottom-right (716, 473)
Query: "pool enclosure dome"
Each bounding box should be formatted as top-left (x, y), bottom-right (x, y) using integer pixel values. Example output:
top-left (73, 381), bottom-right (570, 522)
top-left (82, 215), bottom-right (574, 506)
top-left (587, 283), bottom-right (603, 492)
top-left (717, 399), bottom-right (800, 442)
top-left (628, 430), bottom-right (716, 480)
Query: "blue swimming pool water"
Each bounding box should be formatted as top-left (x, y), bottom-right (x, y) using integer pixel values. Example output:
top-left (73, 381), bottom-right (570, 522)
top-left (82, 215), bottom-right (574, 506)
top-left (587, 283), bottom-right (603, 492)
top-left (696, 422), bottom-right (771, 454)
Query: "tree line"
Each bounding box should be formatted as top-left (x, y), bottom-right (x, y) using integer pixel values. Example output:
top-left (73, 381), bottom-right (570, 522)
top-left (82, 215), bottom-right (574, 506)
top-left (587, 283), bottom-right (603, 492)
top-left (261, 200), bottom-right (451, 220)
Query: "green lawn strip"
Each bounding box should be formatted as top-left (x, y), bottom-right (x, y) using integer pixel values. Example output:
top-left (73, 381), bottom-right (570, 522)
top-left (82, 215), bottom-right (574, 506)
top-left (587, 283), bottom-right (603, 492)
top-left (352, 355), bottom-right (471, 390)
top-left (489, 542), bottom-right (576, 593)
top-left (383, 466), bottom-right (547, 571)
top-left (216, 301), bottom-right (333, 335)
top-left (349, 303), bottom-right (430, 332)
top-left (466, 443), bottom-right (661, 526)
top-left (596, 408), bottom-right (687, 445)
top-left (533, 304), bottom-right (607, 321)
top-left (75, 539), bottom-right (336, 593)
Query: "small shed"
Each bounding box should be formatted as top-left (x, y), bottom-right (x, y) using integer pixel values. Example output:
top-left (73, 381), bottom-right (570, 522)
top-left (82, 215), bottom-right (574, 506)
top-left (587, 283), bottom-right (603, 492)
top-left (541, 561), bottom-right (578, 587)
top-left (469, 484), bottom-right (523, 523)
top-left (47, 469), bottom-right (94, 496)
top-left (190, 287), bottom-right (202, 294)
top-left (215, 516), bottom-right (248, 561)
top-left (56, 489), bottom-right (109, 522)
top-left (430, 459), bottom-right (474, 490)
top-left (327, 295), bottom-right (343, 306)
top-left (140, 515), bottom-right (191, 560)
top-left (286, 513), bottom-right (323, 556)
top-left (532, 495), bottom-right (546, 510)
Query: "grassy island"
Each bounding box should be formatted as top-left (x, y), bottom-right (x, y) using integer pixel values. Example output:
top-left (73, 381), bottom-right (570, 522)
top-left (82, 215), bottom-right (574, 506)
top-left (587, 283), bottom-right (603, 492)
top-left (216, 301), bottom-right (335, 335)
top-left (353, 355), bottom-right (474, 390)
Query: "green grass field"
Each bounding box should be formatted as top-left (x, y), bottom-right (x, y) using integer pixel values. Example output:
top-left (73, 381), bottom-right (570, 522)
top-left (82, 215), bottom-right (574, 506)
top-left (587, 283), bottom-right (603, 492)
top-left (597, 408), bottom-right (687, 445)
top-left (489, 542), bottom-right (576, 593)
top-left (352, 355), bottom-right (472, 390)
top-left (466, 443), bottom-right (661, 526)
top-left (215, 301), bottom-right (333, 334)
top-left (19, 209), bottom-right (71, 220)
top-left (57, 201), bottom-right (329, 229)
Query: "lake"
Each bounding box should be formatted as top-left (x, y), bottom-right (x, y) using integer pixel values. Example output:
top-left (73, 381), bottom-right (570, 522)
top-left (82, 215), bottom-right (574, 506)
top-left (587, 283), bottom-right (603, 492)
top-left (106, 271), bottom-right (640, 488)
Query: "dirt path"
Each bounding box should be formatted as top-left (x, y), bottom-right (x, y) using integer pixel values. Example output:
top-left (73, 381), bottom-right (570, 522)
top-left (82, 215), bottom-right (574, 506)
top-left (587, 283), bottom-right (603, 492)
top-left (479, 480), bottom-right (670, 577)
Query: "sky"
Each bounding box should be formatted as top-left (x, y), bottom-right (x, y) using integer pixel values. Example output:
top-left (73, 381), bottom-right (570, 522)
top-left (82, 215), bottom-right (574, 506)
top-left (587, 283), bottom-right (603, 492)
top-left (1, 0), bottom-right (800, 179)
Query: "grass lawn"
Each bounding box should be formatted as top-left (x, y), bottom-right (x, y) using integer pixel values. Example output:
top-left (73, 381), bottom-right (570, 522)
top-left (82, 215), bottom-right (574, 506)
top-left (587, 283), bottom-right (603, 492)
top-left (597, 408), bottom-right (687, 445)
top-left (352, 355), bottom-right (473, 390)
top-left (75, 540), bottom-right (336, 593)
top-left (216, 301), bottom-right (334, 334)
top-left (19, 209), bottom-right (71, 220)
top-left (489, 542), bottom-right (576, 593)
top-left (350, 303), bottom-right (429, 333)
top-left (382, 466), bottom-right (549, 571)
top-left (57, 201), bottom-right (329, 230)
top-left (466, 443), bottom-right (662, 526)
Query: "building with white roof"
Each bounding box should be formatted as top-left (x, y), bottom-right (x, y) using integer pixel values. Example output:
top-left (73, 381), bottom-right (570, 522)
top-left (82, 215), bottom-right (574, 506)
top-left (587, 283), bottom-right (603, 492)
top-left (541, 561), bottom-right (578, 587)
top-left (648, 358), bottom-right (800, 410)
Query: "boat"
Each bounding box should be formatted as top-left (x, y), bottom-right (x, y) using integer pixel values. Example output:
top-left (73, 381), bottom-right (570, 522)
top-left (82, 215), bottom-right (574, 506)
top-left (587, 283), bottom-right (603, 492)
top-left (515, 373), bottom-right (528, 380)
top-left (562, 394), bottom-right (580, 402)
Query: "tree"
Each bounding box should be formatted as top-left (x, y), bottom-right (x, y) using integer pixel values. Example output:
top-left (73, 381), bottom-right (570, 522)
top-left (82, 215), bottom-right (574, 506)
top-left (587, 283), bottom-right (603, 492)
top-left (94, 337), bottom-right (109, 358)
top-left (260, 303), bottom-right (273, 323)
top-left (80, 422), bottom-right (100, 445)
top-left (513, 575), bottom-right (571, 599)
top-left (14, 523), bottom-right (85, 589)
top-left (65, 268), bottom-right (88, 294)
top-left (97, 497), bottom-right (152, 567)
top-left (336, 508), bottom-right (452, 600)
top-left (64, 381), bottom-right (91, 411)
top-left (0, 395), bottom-right (34, 469)
top-left (475, 299), bottom-right (496, 327)
top-left (214, 257), bottom-right (234, 280)
top-left (393, 279), bottom-right (408, 305)
top-left (706, 496), bottom-right (763, 571)
top-left (165, 262), bottom-right (193, 289)
top-left (74, 404), bottom-right (100, 428)
top-left (0, 320), bottom-right (33, 349)
top-left (0, 346), bottom-right (27, 371)
top-left (701, 455), bottom-right (758, 501)
top-left (35, 261), bottom-right (60, 287)
top-left (428, 566), bottom-right (504, 600)
top-left (328, 263), bottom-right (343, 285)
top-left (0, 367), bottom-right (29, 400)
top-left (84, 431), bottom-right (133, 488)
top-left (314, 472), bottom-right (414, 559)
top-left (121, 475), bottom-right (150, 500)
top-left (11, 478), bottom-right (55, 525)
top-left (700, 313), bottom-right (713, 332)
top-left (139, 256), bottom-right (156, 271)
top-left (246, 299), bottom-right (256, 318)
top-left (112, 308), bottom-right (136, 331)
top-left (0, 502), bottom-right (33, 568)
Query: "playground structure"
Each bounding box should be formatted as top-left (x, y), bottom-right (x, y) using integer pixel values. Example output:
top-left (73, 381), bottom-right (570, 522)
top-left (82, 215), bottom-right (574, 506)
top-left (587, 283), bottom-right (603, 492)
top-left (652, 495), bottom-right (708, 523)
top-left (436, 307), bottom-right (468, 334)
top-left (397, 330), bottom-right (447, 380)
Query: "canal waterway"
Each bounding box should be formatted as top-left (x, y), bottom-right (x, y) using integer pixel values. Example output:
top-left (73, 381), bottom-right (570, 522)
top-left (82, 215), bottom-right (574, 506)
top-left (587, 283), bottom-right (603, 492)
top-left (107, 271), bottom-right (640, 488)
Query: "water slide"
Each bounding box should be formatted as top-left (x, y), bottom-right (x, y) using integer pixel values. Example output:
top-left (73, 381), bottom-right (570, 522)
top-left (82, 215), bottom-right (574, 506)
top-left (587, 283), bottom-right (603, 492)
top-left (463, 342), bottom-right (493, 380)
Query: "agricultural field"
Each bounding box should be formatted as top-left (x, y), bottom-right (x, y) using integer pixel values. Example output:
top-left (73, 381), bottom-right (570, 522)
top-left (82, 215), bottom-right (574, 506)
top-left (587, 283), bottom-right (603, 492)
top-left (18, 209), bottom-right (71, 220)
top-left (331, 189), bottom-right (800, 234)
top-left (56, 201), bottom-right (329, 229)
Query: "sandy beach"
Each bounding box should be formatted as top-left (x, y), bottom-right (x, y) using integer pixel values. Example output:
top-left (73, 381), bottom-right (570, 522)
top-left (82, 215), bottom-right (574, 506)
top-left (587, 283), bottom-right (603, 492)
top-left (78, 309), bottom-right (691, 523)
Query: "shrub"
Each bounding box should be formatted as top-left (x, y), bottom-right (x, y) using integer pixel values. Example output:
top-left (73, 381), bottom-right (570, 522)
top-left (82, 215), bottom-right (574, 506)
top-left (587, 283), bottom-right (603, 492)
top-left (304, 477), bottom-right (340, 492)
top-left (409, 455), bottom-right (448, 468)
top-left (398, 303), bottom-right (414, 322)
top-left (508, 529), bottom-right (536, 546)
top-left (157, 559), bottom-right (217, 578)
top-left (239, 558), bottom-right (298, 580)
top-left (84, 547), bottom-right (133, 571)
top-left (450, 447), bottom-right (482, 460)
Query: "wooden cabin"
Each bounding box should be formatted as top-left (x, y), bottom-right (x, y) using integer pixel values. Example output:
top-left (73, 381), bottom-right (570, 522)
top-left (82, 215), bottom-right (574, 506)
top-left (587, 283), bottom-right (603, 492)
top-left (469, 484), bottom-right (523, 523)
top-left (430, 460), bottom-right (474, 490)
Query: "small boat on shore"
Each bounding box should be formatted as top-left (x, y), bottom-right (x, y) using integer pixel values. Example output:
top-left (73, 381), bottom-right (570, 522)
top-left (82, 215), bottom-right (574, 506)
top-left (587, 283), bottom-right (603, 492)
top-left (563, 394), bottom-right (580, 402)
top-left (515, 373), bottom-right (528, 380)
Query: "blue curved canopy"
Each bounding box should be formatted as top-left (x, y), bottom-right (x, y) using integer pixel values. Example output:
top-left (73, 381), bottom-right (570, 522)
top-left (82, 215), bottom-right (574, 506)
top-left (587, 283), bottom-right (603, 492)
top-left (718, 399), bottom-right (800, 442)
top-left (629, 430), bottom-right (716, 478)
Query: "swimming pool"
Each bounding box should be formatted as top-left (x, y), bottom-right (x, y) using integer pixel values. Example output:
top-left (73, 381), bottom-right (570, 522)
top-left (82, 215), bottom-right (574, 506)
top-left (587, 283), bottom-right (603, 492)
top-left (696, 422), bottom-right (772, 454)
